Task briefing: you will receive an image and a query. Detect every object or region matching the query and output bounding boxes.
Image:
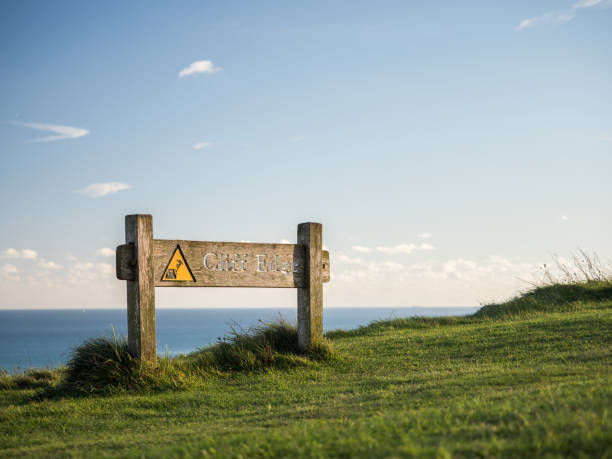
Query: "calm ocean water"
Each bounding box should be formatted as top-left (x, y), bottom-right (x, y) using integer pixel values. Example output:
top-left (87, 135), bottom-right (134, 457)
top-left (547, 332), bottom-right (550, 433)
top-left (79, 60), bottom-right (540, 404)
top-left (0, 307), bottom-right (478, 371)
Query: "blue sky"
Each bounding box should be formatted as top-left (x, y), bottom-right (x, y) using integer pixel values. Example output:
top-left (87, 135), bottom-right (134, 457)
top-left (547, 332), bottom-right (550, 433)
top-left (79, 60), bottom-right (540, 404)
top-left (0, 1), bottom-right (610, 308)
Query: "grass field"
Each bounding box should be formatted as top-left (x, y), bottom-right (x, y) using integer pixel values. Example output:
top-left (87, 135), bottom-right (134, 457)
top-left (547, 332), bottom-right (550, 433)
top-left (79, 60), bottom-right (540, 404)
top-left (1, 282), bottom-right (611, 457)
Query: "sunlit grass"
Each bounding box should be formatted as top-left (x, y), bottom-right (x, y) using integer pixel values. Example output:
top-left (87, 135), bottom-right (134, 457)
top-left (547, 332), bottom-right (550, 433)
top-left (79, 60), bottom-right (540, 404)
top-left (0, 281), bottom-right (610, 457)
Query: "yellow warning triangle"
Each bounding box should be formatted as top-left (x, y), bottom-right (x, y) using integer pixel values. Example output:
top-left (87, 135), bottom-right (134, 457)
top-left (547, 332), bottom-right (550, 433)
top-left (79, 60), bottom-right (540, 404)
top-left (162, 246), bottom-right (195, 282)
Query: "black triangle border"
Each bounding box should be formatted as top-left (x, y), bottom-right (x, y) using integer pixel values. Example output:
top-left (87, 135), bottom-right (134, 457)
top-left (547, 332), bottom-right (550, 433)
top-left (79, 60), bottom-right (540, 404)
top-left (161, 244), bottom-right (196, 282)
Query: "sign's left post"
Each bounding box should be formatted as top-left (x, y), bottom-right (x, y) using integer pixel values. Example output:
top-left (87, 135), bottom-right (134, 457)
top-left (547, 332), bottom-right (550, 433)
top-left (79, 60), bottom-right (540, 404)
top-left (124, 214), bottom-right (156, 364)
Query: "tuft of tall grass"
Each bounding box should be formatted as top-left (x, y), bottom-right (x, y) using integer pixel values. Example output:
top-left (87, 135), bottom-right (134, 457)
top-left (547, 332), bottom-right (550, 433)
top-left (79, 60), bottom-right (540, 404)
top-left (534, 250), bottom-right (612, 287)
top-left (64, 335), bottom-right (144, 392)
top-left (58, 319), bottom-right (334, 393)
top-left (474, 282), bottom-right (612, 319)
top-left (189, 319), bottom-right (335, 372)
top-left (474, 251), bottom-right (612, 320)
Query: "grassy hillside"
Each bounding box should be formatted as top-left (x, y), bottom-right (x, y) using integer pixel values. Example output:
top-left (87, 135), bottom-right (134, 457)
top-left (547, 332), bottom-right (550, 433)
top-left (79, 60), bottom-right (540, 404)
top-left (1, 282), bottom-right (611, 457)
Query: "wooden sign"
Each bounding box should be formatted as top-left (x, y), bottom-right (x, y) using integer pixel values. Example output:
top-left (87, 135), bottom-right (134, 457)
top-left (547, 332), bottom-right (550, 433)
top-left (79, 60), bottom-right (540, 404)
top-left (116, 215), bottom-right (330, 363)
top-left (152, 240), bottom-right (330, 288)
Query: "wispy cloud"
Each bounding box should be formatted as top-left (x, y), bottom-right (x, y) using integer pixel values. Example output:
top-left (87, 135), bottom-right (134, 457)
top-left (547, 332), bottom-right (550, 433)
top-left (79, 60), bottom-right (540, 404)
top-left (516, 0), bottom-right (610, 31)
top-left (2, 248), bottom-right (37, 259)
top-left (13, 122), bottom-right (89, 142)
top-left (77, 182), bottom-right (131, 198)
top-left (97, 248), bottom-right (115, 257)
top-left (352, 245), bottom-right (373, 253)
top-left (193, 142), bottom-right (212, 150)
top-left (289, 135), bottom-right (305, 143)
top-left (516, 12), bottom-right (575, 30)
top-left (179, 60), bottom-right (221, 78)
top-left (573, 0), bottom-right (602, 8)
top-left (376, 242), bottom-right (435, 255)
top-left (416, 232), bottom-right (432, 239)
top-left (561, 215), bottom-right (569, 221)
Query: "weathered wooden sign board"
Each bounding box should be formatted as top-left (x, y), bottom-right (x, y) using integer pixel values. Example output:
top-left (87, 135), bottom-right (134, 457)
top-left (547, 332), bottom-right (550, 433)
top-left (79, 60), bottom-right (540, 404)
top-left (116, 215), bottom-right (330, 363)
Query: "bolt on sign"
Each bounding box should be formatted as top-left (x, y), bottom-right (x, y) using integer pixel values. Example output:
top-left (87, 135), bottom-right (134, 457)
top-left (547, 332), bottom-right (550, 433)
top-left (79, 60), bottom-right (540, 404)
top-left (116, 215), bottom-right (330, 363)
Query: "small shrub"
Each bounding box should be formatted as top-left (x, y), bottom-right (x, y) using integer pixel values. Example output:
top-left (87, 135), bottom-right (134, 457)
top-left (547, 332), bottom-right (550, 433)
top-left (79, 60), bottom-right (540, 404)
top-left (64, 336), bottom-right (143, 392)
top-left (60, 319), bottom-right (334, 393)
top-left (190, 319), bottom-right (335, 372)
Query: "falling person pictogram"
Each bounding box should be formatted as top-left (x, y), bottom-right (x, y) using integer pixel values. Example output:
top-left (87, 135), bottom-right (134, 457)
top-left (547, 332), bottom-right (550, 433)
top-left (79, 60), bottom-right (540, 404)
top-left (162, 246), bottom-right (195, 281)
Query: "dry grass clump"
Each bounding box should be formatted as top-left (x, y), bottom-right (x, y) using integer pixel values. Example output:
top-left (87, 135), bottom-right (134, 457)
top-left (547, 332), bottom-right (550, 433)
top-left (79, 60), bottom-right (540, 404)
top-left (535, 250), bottom-right (611, 286)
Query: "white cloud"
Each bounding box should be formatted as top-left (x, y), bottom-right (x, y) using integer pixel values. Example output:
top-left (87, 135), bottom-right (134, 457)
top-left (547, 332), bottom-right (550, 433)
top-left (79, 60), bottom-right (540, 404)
top-left (515, 12), bottom-right (575, 30)
top-left (1, 263), bottom-right (18, 275)
top-left (38, 259), bottom-right (62, 270)
top-left (416, 232), bottom-right (432, 239)
top-left (179, 60), bottom-right (221, 77)
top-left (14, 122), bottom-right (89, 142)
top-left (279, 239), bottom-right (292, 244)
top-left (2, 248), bottom-right (20, 259)
top-left (561, 215), bottom-right (569, 221)
top-left (376, 242), bottom-right (435, 255)
top-left (77, 182), bottom-right (131, 198)
top-left (67, 262), bottom-right (114, 283)
top-left (352, 245), bottom-right (373, 253)
top-left (516, 17), bottom-right (537, 30)
top-left (97, 248), bottom-right (115, 257)
top-left (290, 135), bottom-right (305, 143)
top-left (0, 263), bottom-right (20, 282)
top-left (381, 261), bottom-right (403, 270)
top-left (330, 254), bottom-right (540, 306)
top-left (193, 142), bottom-right (212, 150)
top-left (21, 249), bottom-right (38, 259)
top-left (98, 263), bottom-right (114, 275)
top-left (598, 135), bottom-right (612, 142)
top-left (334, 253), bottom-right (365, 265)
top-left (2, 248), bottom-right (37, 259)
top-left (442, 258), bottom-right (478, 276)
top-left (516, 0), bottom-right (610, 31)
top-left (573, 0), bottom-right (602, 8)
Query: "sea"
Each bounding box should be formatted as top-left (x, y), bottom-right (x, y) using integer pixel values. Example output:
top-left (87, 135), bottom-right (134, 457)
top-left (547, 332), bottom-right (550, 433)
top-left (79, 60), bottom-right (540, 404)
top-left (0, 307), bottom-right (478, 371)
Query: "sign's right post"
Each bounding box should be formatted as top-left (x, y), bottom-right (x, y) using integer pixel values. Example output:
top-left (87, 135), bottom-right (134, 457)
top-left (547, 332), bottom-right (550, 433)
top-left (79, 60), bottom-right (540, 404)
top-left (297, 222), bottom-right (323, 351)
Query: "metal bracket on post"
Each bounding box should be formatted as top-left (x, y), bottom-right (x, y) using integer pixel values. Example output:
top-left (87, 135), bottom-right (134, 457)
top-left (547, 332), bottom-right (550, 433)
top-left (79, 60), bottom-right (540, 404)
top-left (297, 222), bottom-right (324, 351)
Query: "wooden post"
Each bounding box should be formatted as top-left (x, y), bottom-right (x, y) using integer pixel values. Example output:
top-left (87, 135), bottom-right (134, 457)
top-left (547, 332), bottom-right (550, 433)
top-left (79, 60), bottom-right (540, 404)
top-left (125, 214), bottom-right (156, 363)
top-left (297, 222), bottom-right (323, 351)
